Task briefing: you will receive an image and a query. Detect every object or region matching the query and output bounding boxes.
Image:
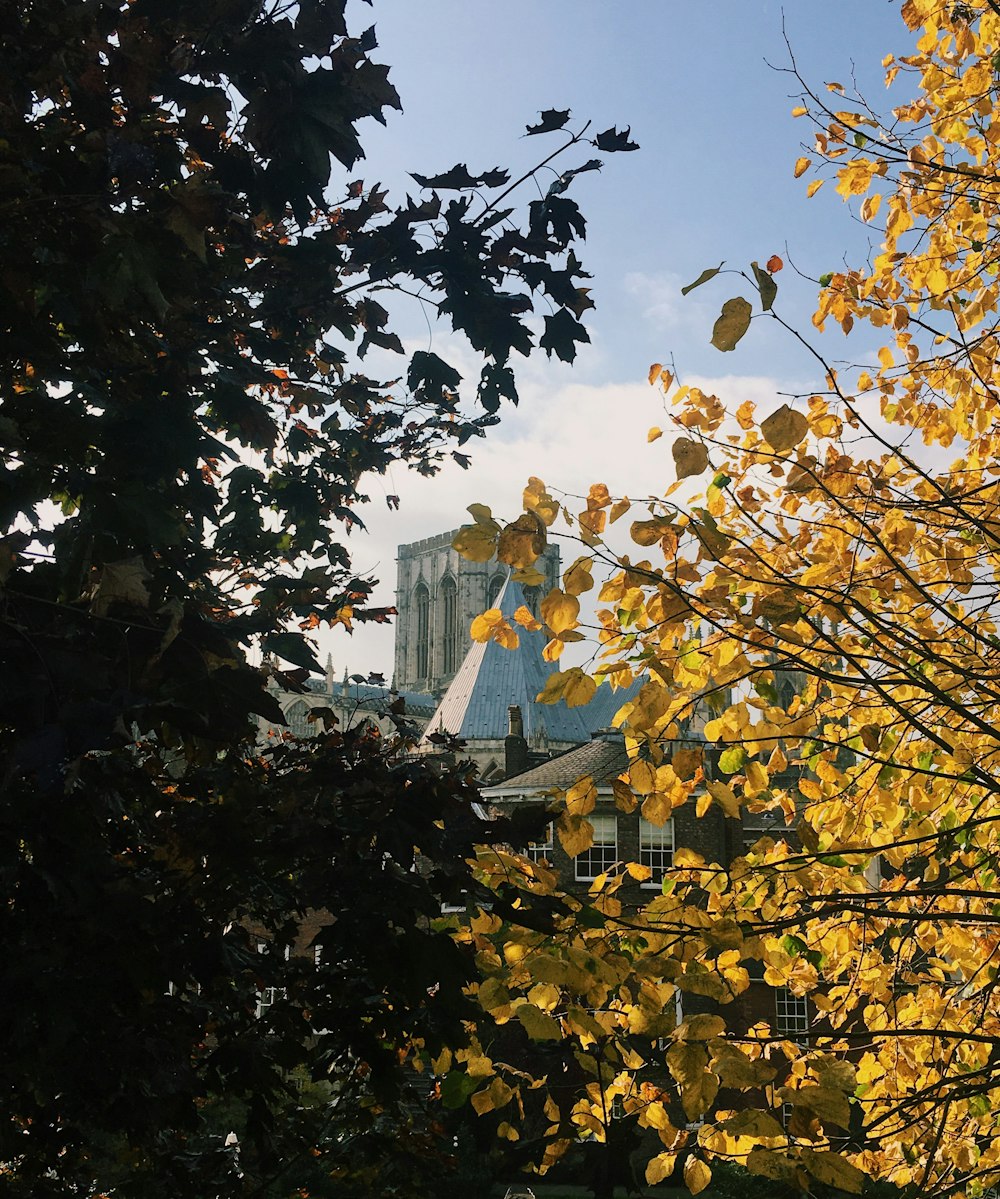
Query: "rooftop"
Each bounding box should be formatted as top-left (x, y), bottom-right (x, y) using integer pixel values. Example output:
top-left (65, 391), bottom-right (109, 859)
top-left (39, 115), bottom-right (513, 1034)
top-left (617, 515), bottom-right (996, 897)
top-left (485, 732), bottom-right (629, 794)
top-left (423, 574), bottom-right (592, 746)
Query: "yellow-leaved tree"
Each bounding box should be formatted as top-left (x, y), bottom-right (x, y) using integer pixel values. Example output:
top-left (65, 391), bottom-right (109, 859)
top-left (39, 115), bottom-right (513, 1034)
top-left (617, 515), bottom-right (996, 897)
top-left (450, 3), bottom-right (1000, 1196)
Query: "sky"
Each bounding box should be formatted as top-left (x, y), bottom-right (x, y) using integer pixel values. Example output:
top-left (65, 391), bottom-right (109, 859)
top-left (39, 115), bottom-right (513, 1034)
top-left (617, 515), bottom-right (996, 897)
top-left (322, 0), bottom-right (909, 681)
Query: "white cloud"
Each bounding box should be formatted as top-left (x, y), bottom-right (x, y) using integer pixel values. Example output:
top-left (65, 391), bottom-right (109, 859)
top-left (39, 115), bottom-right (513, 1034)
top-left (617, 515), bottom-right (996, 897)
top-left (320, 367), bottom-right (789, 680)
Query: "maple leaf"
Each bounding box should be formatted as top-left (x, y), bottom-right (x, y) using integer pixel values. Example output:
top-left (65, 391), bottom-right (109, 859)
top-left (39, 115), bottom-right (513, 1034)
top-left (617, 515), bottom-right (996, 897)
top-left (410, 164), bottom-right (511, 189)
top-left (593, 125), bottom-right (639, 152)
top-left (525, 108), bottom-right (571, 135)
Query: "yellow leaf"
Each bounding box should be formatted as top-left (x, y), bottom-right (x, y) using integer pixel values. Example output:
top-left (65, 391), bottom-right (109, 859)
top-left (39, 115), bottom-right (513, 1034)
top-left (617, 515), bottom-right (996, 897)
top-left (646, 1154), bottom-right (677, 1186)
top-left (512, 565), bottom-right (546, 587)
top-left (563, 556), bottom-right (595, 596)
top-left (672, 437), bottom-right (710, 479)
top-left (523, 477), bottom-right (560, 527)
top-left (629, 760), bottom-right (657, 796)
top-left (648, 362), bottom-right (663, 385)
top-left (747, 1149), bottom-right (798, 1183)
top-left (735, 399), bottom-right (755, 429)
top-left (541, 588), bottom-right (580, 634)
top-left (712, 1045), bottom-right (777, 1088)
top-left (648, 425), bottom-right (663, 443)
top-left (761, 404), bottom-right (808, 451)
top-left (684, 1157), bottom-right (712, 1195)
top-left (466, 502), bottom-right (501, 531)
top-left (677, 1013), bottom-right (726, 1040)
top-left (806, 178), bottom-right (824, 197)
top-left (493, 621), bottom-right (519, 650)
top-left (799, 1149), bottom-right (865, 1194)
top-left (706, 779), bottom-right (741, 818)
top-left (610, 497), bottom-right (631, 523)
top-left (782, 1084), bottom-right (850, 1129)
top-left (744, 760), bottom-right (769, 796)
top-left (543, 637), bottom-right (564, 662)
top-left (794, 156), bottom-right (812, 178)
top-left (477, 978), bottom-right (511, 1013)
top-left (566, 775), bottom-right (597, 816)
top-left (470, 608), bottom-right (503, 643)
top-left (562, 668), bottom-right (597, 708)
top-left (515, 1002), bottom-right (562, 1041)
top-left (671, 747), bottom-right (703, 780)
top-left (860, 192), bottom-right (882, 222)
top-left (721, 1108), bottom-right (785, 1138)
top-left (536, 672), bottom-right (567, 705)
top-left (497, 512), bottom-right (546, 569)
top-left (791, 105), bottom-right (808, 117)
top-left (666, 1041), bottom-right (718, 1121)
top-left (512, 604), bottom-right (542, 631)
top-left (452, 523), bottom-right (498, 563)
top-left (556, 812), bottom-right (593, 857)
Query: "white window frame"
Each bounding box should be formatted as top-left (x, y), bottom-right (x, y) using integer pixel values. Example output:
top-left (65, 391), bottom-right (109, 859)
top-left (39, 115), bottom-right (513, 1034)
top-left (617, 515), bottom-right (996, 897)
top-left (527, 825), bottom-right (554, 864)
top-left (775, 986), bottom-right (810, 1041)
top-left (575, 814), bottom-right (618, 882)
top-left (639, 817), bottom-right (674, 888)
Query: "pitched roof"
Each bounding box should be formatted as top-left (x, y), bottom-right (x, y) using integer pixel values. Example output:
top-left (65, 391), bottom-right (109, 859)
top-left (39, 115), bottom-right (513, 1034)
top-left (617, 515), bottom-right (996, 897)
top-left (484, 732), bottom-right (629, 794)
top-left (423, 575), bottom-right (593, 745)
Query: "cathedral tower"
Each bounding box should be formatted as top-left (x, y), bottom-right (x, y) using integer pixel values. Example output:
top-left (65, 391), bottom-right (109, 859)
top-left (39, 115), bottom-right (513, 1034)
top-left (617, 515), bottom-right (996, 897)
top-left (393, 529), bottom-right (561, 695)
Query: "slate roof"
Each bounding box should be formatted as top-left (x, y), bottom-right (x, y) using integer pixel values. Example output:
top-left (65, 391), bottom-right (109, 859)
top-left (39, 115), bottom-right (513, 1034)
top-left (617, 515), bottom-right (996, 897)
top-left (305, 677), bottom-right (436, 718)
top-left (484, 732), bottom-right (629, 794)
top-left (423, 575), bottom-right (594, 745)
top-left (583, 675), bottom-right (645, 730)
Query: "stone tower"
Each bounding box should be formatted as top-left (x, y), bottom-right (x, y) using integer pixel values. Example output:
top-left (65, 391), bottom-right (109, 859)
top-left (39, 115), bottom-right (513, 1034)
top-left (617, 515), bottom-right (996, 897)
top-left (393, 529), bottom-right (561, 696)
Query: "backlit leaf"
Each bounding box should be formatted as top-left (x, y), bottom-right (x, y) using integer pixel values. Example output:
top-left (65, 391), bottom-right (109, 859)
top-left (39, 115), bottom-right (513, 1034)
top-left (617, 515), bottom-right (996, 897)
top-left (672, 437), bottom-right (710, 479)
top-left (761, 404), bottom-right (809, 451)
top-left (710, 297), bottom-right (752, 351)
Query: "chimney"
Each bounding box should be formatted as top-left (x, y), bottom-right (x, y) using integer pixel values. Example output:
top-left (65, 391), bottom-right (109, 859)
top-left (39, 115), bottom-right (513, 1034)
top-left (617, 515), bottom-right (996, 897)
top-left (504, 704), bottom-right (529, 779)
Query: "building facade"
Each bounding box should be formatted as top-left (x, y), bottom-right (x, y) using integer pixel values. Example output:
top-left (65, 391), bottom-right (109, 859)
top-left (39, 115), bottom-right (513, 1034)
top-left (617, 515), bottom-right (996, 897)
top-left (393, 530), bottom-right (562, 697)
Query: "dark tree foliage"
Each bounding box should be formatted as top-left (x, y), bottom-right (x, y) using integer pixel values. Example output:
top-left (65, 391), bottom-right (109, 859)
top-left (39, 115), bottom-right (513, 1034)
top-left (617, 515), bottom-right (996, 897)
top-left (0, 0), bottom-right (633, 1193)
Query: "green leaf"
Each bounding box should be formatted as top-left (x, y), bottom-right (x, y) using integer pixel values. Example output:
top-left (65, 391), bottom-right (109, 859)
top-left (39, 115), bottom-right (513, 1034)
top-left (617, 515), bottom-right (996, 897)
top-left (719, 746), bottom-right (747, 774)
top-left (751, 260), bottom-right (778, 311)
top-left (710, 296), bottom-right (752, 351)
top-left (681, 262), bottom-right (724, 295)
top-left (263, 631), bottom-right (322, 672)
top-left (440, 1070), bottom-right (480, 1109)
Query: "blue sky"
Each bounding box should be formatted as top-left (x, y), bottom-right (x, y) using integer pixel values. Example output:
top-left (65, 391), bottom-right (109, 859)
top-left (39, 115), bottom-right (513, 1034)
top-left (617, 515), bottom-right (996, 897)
top-left (327, 1), bottom-right (911, 680)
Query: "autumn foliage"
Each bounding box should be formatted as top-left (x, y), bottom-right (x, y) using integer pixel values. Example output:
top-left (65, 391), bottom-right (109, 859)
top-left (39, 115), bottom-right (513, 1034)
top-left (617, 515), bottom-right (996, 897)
top-left (451, 3), bottom-right (1000, 1195)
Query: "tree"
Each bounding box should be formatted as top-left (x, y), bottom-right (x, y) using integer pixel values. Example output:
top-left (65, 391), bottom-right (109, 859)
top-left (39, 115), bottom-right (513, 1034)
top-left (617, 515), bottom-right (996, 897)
top-left (451, 3), bottom-right (1000, 1196)
top-left (0, 2), bottom-right (635, 1193)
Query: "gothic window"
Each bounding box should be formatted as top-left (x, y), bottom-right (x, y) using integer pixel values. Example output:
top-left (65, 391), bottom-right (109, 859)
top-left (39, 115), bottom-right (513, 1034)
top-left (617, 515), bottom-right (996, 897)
top-left (286, 701), bottom-right (311, 738)
top-left (414, 582), bottom-right (429, 679)
top-left (523, 585), bottom-right (540, 617)
top-left (441, 575), bottom-right (458, 675)
top-left (487, 573), bottom-right (505, 608)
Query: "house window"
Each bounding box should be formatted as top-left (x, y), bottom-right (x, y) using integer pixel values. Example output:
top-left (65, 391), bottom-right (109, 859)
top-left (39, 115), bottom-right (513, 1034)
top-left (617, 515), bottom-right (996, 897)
top-left (527, 826), bottom-right (554, 864)
top-left (414, 582), bottom-right (429, 679)
top-left (254, 940), bottom-right (288, 1018)
top-left (775, 987), bottom-right (810, 1040)
top-left (441, 576), bottom-right (458, 675)
top-left (639, 817), bottom-right (673, 887)
top-left (575, 814), bottom-right (618, 881)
